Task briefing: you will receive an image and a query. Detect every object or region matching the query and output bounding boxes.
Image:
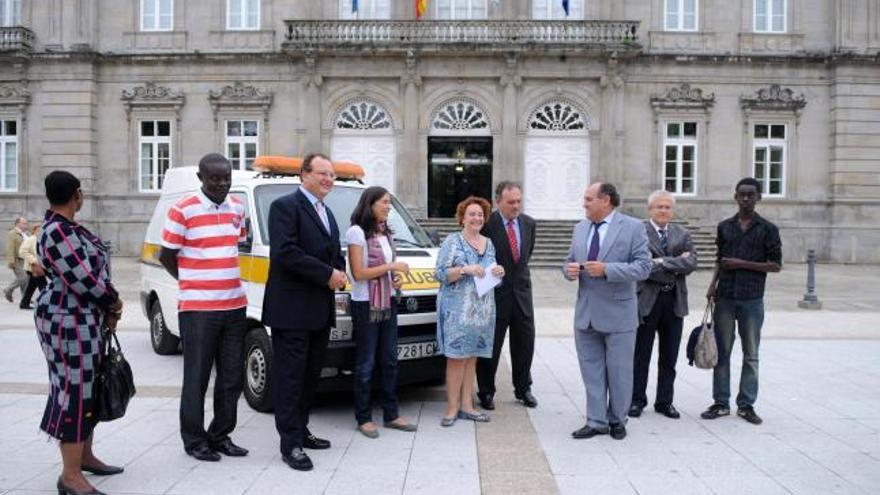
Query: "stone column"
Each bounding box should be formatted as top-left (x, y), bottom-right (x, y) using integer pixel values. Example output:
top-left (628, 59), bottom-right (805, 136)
top-left (401, 51), bottom-right (423, 215)
top-left (303, 55), bottom-right (323, 154)
top-left (499, 54), bottom-right (522, 185)
top-left (599, 55), bottom-right (624, 187)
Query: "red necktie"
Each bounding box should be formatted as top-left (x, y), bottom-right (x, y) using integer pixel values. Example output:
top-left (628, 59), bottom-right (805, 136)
top-left (506, 220), bottom-right (520, 263)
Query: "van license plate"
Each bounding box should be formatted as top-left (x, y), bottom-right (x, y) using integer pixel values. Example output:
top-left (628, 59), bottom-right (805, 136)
top-left (397, 341), bottom-right (438, 361)
top-left (330, 328), bottom-right (352, 341)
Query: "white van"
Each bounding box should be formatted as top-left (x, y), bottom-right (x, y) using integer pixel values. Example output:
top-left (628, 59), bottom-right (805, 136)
top-left (139, 163), bottom-right (444, 412)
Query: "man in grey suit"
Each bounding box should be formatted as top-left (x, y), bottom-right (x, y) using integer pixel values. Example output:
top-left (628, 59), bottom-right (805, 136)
top-left (563, 183), bottom-right (652, 440)
top-left (630, 190), bottom-right (697, 420)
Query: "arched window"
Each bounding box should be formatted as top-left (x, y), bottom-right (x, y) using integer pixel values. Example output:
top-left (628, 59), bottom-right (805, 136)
top-left (528, 100), bottom-right (588, 132)
top-left (335, 100), bottom-right (393, 130)
top-left (431, 99), bottom-right (490, 132)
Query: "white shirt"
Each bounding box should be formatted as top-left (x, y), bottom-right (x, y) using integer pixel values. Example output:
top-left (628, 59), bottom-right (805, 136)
top-left (650, 219), bottom-right (669, 238)
top-left (344, 225), bottom-right (393, 302)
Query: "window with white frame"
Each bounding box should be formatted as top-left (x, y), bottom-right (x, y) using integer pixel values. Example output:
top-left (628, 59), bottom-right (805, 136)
top-left (0, 0), bottom-right (21, 26)
top-left (754, 0), bottom-right (785, 33)
top-left (436, 0), bottom-right (487, 20)
top-left (227, 0), bottom-right (259, 30)
top-left (532, 0), bottom-right (584, 20)
top-left (139, 120), bottom-right (172, 192)
top-left (752, 123), bottom-right (786, 196)
top-left (226, 120), bottom-right (259, 170)
top-left (0, 120), bottom-right (18, 191)
top-left (141, 0), bottom-right (173, 31)
top-left (339, 0), bottom-right (391, 19)
top-left (663, 121), bottom-right (697, 195)
top-left (665, 0), bottom-right (697, 31)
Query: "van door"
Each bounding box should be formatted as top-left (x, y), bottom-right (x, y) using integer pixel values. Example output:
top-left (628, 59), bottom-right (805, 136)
top-left (230, 191), bottom-right (254, 314)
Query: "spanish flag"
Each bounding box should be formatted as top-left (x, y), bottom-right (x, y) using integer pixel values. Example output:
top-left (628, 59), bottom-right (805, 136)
top-left (416, 0), bottom-right (428, 19)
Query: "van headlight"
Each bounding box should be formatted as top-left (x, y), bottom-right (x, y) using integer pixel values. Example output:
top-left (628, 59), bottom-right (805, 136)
top-left (335, 293), bottom-right (351, 316)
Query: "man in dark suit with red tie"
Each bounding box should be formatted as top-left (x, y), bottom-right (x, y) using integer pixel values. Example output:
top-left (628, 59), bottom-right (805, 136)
top-left (262, 153), bottom-right (347, 471)
top-left (476, 181), bottom-right (539, 409)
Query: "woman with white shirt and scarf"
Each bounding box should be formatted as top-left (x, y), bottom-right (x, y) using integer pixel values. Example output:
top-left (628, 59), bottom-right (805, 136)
top-left (346, 186), bottom-right (418, 438)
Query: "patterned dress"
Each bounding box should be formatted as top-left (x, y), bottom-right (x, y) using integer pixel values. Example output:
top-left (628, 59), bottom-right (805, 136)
top-left (435, 233), bottom-right (497, 359)
top-left (35, 210), bottom-right (118, 442)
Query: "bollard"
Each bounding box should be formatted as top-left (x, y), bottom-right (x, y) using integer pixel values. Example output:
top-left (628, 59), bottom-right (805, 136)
top-left (798, 249), bottom-right (822, 310)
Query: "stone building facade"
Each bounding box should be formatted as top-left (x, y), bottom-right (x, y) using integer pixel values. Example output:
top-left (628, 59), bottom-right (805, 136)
top-left (0, 0), bottom-right (878, 262)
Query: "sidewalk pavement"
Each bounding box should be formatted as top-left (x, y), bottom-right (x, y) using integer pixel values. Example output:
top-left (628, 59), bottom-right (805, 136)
top-left (0, 259), bottom-right (877, 494)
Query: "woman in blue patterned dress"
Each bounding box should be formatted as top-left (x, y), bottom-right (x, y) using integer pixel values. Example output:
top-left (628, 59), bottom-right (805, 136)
top-left (435, 196), bottom-right (505, 426)
top-left (36, 171), bottom-right (124, 495)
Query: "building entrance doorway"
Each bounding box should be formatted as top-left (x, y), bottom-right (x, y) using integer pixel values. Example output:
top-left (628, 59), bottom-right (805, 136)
top-left (427, 137), bottom-right (493, 218)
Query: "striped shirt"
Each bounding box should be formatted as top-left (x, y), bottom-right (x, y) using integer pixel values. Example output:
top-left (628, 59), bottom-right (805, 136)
top-left (161, 190), bottom-right (247, 312)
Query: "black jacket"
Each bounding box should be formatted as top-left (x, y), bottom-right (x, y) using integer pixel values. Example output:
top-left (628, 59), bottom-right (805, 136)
top-left (481, 211), bottom-right (535, 318)
top-left (262, 189), bottom-right (345, 330)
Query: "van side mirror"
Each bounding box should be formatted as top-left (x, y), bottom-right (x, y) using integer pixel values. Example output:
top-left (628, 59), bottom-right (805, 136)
top-left (239, 217), bottom-right (253, 253)
top-left (426, 229), bottom-right (441, 246)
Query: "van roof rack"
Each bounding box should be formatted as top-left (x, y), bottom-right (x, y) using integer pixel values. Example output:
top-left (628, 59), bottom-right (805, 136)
top-left (253, 156), bottom-right (366, 182)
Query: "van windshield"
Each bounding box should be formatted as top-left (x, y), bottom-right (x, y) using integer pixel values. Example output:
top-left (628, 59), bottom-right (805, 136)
top-left (254, 184), bottom-right (435, 249)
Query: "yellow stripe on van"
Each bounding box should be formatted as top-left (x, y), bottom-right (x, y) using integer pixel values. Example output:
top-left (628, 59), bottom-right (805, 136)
top-left (140, 243), bottom-right (440, 291)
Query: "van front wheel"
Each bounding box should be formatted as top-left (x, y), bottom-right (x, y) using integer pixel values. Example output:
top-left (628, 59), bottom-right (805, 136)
top-left (150, 300), bottom-right (180, 355)
top-left (244, 326), bottom-right (274, 413)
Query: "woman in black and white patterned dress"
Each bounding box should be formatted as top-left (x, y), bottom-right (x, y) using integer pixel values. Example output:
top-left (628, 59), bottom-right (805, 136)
top-left (35, 171), bottom-right (125, 495)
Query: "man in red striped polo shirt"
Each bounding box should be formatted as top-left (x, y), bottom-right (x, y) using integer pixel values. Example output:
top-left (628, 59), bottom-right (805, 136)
top-left (159, 153), bottom-right (249, 462)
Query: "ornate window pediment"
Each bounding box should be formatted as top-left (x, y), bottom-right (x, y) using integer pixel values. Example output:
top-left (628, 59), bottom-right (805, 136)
top-left (431, 99), bottom-right (490, 132)
top-left (0, 83), bottom-right (31, 109)
top-left (528, 100), bottom-right (588, 132)
top-left (651, 83), bottom-right (715, 112)
top-left (207, 81), bottom-right (273, 122)
top-left (740, 84), bottom-right (806, 113)
top-left (121, 81), bottom-right (185, 119)
top-left (334, 99), bottom-right (392, 130)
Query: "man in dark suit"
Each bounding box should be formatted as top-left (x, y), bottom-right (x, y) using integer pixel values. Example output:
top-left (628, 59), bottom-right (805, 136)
top-left (262, 153), bottom-right (347, 471)
top-left (629, 190), bottom-right (697, 420)
top-left (476, 181), bottom-right (538, 410)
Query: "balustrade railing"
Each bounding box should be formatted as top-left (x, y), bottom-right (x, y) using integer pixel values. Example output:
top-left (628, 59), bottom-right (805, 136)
top-left (0, 26), bottom-right (34, 52)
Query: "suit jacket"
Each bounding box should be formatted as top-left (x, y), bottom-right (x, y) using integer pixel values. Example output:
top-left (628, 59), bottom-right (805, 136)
top-left (637, 221), bottom-right (697, 320)
top-left (481, 211), bottom-right (535, 318)
top-left (563, 211), bottom-right (652, 333)
top-left (6, 228), bottom-right (23, 269)
top-left (262, 189), bottom-right (345, 331)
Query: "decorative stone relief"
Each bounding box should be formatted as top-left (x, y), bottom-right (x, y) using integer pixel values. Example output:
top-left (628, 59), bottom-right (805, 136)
top-left (651, 83), bottom-right (715, 111)
top-left (740, 84), bottom-right (807, 113)
top-left (121, 81), bottom-right (185, 120)
top-left (207, 81), bottom-right (273, 122)
top-left (0, 83), bottom-right (31, 109)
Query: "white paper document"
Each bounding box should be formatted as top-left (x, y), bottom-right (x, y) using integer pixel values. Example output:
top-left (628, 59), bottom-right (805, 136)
top-left (474, 264), bottom-right (502, 297)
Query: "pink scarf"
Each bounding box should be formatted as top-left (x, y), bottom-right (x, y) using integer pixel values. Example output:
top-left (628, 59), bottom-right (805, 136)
top-left (367, 223), bottom-right (394, 322)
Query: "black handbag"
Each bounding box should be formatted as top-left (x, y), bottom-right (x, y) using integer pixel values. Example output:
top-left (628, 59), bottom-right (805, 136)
top-left (96, 331), bottom-right (136, 422)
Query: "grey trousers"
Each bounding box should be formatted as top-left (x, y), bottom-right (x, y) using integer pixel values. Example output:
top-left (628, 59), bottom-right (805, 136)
top-left (575, 326), bottom-right (637, 429)
top-left (4, 265), bottom-right (27, 299)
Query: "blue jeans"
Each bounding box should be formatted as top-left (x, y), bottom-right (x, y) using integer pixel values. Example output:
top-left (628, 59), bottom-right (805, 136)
top-left (712, 297), bottom-right (764, 408)
top-left (352, 301), bottom-right (400, 425)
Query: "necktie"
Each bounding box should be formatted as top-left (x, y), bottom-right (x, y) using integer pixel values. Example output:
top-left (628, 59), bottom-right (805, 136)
top-left (587, 221), bottom-right (605, 261)
top-left (316, 200), bottom-right (330, 233)
top-left (506, 220), bottom-right (520, 263)
top-left (659, 228), bottom-right (668, 255)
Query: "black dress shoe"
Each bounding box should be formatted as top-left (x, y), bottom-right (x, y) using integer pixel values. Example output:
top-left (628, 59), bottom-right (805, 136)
top-left (515, 390), bottom-right (538, 408)
top-left (186, 444), bottom-right (221, 462)
top-left (57, 477), bottom-right (107, 495)
top-left (81, 463), bottom-right (124, 476)
top-left (571, 425), bottom-right (609, 439)
top-left (655, 404), bottom-right (681, 419)
top-left (282, 448), bottom-right (313, 471)
top-left (303, 434), bottom-right (331, 450)
top-left (478, 393), bottom-right (495, 410)
top-left (609, 423), bottom-right (627, 440)
top-left (211, 438), bottom-right (249, 457)
top-left (628, 405), bottom-right (644, 418)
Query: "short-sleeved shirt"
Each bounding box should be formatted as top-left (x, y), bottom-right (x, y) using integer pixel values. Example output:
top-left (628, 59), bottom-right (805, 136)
top-left (161, 190), bottom-right (247, 312)
top-left (344, 225), bottom-right (392, 302)
top-left (715, 212), bottom-right (782, 300)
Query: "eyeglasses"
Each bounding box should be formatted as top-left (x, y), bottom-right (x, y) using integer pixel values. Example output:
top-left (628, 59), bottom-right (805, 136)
top-left (309, 171), bottom-right (336, 180)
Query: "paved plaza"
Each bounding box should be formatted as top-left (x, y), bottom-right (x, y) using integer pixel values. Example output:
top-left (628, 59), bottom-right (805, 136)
top-left (1, 259), bottom-right (878, 495)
